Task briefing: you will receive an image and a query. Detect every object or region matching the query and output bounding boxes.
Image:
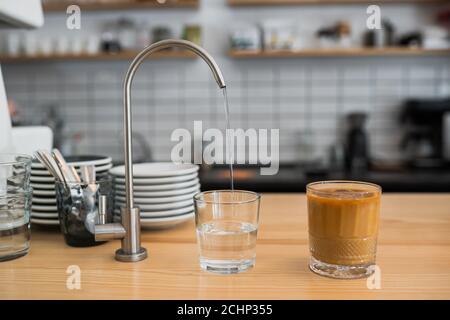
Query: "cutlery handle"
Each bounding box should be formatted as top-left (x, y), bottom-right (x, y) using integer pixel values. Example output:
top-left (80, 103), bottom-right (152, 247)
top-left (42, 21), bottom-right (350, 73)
top-left (52, 148), bottom-right (80, 183)
top-left (80, 165), bottom-right (95, 184)
top-left (69, 165), bottom-right (82, 183)
top-left (35, 150), bottom-right (64, 183)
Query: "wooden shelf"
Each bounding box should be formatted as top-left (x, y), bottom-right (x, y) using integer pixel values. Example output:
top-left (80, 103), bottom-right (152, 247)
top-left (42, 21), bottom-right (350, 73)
top-left (0, 50), bottom-right (198, 63)
top-left (229, 48), bottom-right (450, 58)
top-left (228, 0), bottom-right (446, 6)
top-left (43, 0), bottom-right (199, 12)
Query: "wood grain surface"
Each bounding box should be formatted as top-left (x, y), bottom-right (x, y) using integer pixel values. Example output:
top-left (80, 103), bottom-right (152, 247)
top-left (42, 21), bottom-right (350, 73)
top-left (0, 193), bottom-right (449, 299)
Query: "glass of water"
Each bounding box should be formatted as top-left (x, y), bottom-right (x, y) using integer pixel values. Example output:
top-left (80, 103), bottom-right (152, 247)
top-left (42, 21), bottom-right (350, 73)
top-left (0, 154), bottom-right (32, 262)
top-left (194, 190), bottom-right (261, 274)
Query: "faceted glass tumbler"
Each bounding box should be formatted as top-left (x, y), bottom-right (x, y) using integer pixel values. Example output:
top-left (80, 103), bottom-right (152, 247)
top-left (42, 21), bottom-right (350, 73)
top-left (194, 190), bottom-right (261, 274)
top-left (0, 154), bottom-right (32, 190)
top-left (0, 188), bottom-right (32, 262)
top-left (307, 181), bottom-right (381, 279)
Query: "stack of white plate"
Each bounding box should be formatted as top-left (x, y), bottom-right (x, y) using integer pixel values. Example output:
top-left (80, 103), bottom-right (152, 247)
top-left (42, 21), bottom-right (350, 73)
top-left (110, 162), bottom-right (200, 229)
top-left (30, 155), bottom-right (113, 226)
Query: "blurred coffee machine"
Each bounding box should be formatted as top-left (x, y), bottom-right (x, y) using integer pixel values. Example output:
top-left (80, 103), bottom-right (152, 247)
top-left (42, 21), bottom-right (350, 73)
top-left (345, 112), bottom-right (370, 174)
top-left (400, 98), bottom-right (450, 168)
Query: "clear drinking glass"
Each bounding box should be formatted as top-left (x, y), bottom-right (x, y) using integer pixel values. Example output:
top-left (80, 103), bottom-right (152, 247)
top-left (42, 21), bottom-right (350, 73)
top-left (194, 190), bottom-right (261, 274)
top-left (0, 154), bottom-right (32, 262)
top-left (307, 181), bottom-right (382, 279)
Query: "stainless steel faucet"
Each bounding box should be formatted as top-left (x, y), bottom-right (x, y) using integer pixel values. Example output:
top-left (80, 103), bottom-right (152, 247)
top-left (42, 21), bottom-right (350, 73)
top-left (94, 39), bottom-right (226, 262)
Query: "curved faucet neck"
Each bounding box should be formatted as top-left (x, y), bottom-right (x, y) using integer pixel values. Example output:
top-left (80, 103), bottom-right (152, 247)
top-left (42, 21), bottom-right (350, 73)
top-left (94, 40), bottom-right (226, 262)
top-left (123, 39), bottom-right (226, 211)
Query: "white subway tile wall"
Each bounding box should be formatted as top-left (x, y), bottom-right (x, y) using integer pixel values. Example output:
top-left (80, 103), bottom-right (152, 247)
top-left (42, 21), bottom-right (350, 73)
top-left (4, 57), bottom-right (450, 163)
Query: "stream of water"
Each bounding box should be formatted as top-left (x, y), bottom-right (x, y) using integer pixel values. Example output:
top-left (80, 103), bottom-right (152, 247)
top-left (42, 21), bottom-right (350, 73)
top-left (222, 87), bottom-right (234, 192)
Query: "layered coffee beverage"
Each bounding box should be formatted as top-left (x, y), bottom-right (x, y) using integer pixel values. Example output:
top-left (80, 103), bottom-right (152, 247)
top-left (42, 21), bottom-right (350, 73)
top-left (307, 181), bottom-right (381, 279)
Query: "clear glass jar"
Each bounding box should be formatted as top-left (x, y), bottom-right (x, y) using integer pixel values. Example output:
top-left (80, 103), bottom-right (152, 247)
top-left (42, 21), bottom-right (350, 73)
top-left (0, 154), bottom-right (32, 262)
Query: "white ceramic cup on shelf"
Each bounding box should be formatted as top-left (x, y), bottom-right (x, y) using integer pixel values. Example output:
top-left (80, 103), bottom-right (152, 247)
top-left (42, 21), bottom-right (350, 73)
top-left (71, 37), bottom-right (83, 55)
top-left (6, 33), bottom-right (21, 56)
top-left (39, 37), bottom-right (53, 55)
top-left (23, 33), bottom-right (38, 56)
top-left (85, 35), bottom-right (100, 55)
top-left (55, 37), bottom-right (69, 55)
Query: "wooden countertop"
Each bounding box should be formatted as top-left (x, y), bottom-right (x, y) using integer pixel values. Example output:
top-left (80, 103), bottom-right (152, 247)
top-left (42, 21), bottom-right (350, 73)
top-left (1, 193), bottom-right (449, 300)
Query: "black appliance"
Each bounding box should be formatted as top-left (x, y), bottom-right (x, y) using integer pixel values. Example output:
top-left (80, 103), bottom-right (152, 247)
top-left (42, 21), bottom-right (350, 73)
top-left (400, 98), bottom-right (450, 168)
top-left (345, 112), bottom-right (370, 173)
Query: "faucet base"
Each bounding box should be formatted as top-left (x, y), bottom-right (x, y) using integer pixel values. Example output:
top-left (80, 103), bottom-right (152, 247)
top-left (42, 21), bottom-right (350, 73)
top-left (115, 247), bottom-right (148, 262)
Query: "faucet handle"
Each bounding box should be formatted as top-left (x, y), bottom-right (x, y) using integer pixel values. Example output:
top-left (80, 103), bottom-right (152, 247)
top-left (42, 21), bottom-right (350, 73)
top-left (97, 195), bottom-right (108, 225)
top-left (94, 195), bottom-right (126, 242)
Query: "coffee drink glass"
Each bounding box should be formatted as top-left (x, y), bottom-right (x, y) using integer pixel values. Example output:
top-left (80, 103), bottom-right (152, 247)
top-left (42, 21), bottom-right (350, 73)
top-left (307, 181), bottom-right (381, 279)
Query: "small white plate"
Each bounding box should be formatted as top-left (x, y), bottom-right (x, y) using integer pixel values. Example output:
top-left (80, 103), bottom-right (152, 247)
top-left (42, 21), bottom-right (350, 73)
top-left (31, 212), bottom-right (58, 218)
top-left (31, 163), bottom-right (49, 170)
top-left (64, 156), bottom-right (112, 167)
top-left (31, 175), bottom-right (56, 183)
top-left (31, 183), bottom-right (56, 190)
top-left (115, 184), bottom-right (200, 197)
top-left (114, 205), bottom-right (194, 218)
top-left (110, 162), bottom-right (199, 178)
top-left (32, 197), bottom-right (56, 204)
top-left (114, 179), bottom-right (199, 191)
top-left (31, 218), bottom-right (59, 226)
top-left (115, 199), bottom-right (193, 211)
top-left (114, 212), bottom-right (194, 229)
top-left (32, 155), bottom-right (112, 169)
top-left (32, 204), bottom-right (58, 212)
top-left (115, 192), bottom-right (197, 204)
top-left (33, 189), bottom-right (56, 196)
top-left (31, 168), bottom-right (52, 176)
top-left (31, 163), bottom-right (112, 176)
top-left (88, 163), bottom-right (114, 172)
top-left (113, 172), bottom-right (198, 185)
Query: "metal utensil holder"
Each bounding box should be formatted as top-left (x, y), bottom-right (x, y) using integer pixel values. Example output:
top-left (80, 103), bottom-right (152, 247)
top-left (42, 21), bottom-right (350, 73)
top-left (56, 179), bottom-right (114, 247)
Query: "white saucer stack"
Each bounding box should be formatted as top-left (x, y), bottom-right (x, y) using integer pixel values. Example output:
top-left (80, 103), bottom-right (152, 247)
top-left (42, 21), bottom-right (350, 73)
top-left (30, 155), bottom-right (113, 226)
top-left (110, 162), bottom-right (200, 229)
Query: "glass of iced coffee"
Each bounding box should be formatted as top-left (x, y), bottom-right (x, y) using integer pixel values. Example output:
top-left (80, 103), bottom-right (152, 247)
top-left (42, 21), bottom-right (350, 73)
top-left (307, 181), bottom-right (381, 279)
